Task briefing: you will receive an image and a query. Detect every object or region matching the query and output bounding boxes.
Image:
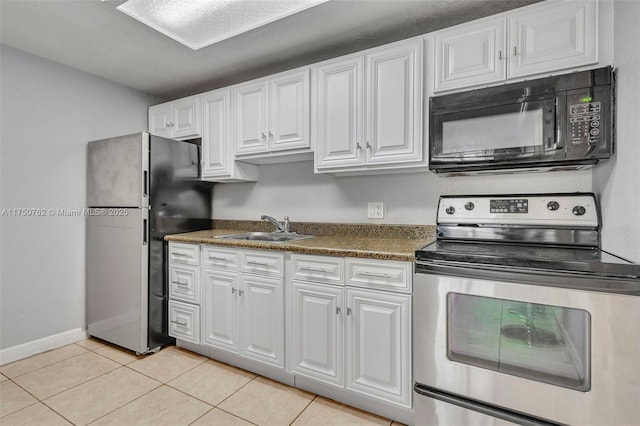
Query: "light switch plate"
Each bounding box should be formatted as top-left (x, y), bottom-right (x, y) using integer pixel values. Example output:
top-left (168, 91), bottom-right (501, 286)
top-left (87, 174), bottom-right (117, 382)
top-left (368, 202), bottom-right (384, 219)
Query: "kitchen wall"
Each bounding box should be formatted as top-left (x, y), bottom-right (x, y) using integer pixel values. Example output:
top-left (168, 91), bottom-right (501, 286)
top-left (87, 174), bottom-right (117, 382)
top-left (213, 162), bottom-right (592, 224)
top-left (593, 0), bottom-right (640, 263)
top-left (0, 45), bottom-right (156, 356)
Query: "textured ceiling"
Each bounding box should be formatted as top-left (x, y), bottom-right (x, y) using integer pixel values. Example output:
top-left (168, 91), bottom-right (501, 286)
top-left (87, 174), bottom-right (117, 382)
top-left (0, 0), bottom-right (540, 100)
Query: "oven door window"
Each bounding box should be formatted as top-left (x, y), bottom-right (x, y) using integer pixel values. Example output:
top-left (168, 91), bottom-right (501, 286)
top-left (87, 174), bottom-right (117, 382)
top-left (431, 98), bottom-right (558, 161)
top-left (447, 293), bottom-right (590, 391)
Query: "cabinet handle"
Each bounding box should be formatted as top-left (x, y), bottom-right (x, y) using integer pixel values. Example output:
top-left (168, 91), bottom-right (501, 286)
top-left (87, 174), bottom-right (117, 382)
top-left (171, 320), bottom-right (188, 326)
top-left (262, 132), bottom-right (267, 140)
top-left (366, 142), bottom-right (372, 150)
top-left (172, 280), bottom-right (188, 287)
top-left (232, 288), bottom-right (236, 294)
top-left (208, 255), bottom-right (227, 261)
top-left (360, 271), bottom-right (391, 278)
top-left (301, 266), bottom-right (329, 273)
top-left (167, 121), bottom-right (174, 127)
top-left (238, 289), bottom-right (245, 296)
top-left (347, 307), bottom-right (352, 316)
top-left (498, 50), bottom-right (503, 60)
top-left (269, 131), bottom-right (273, 138)
top-left (513, 46), bottom-right (518, 56)
top-left (171, 252), bottom-right (187, 257)
top-left (356, 142), bottom-right (362, 150)
top-left (247, 260), bottom-right (270, 266)
top-left (336, 306), bottom-right (341, 315)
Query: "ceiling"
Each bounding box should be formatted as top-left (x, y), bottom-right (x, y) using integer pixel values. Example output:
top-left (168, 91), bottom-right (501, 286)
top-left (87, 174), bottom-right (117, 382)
top-left (0, 0), bottom-right (540, 101)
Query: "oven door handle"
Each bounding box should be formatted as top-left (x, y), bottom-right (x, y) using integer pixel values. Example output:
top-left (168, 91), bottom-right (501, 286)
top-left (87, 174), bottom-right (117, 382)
top-left (414, 383), bottom-right (562, 426)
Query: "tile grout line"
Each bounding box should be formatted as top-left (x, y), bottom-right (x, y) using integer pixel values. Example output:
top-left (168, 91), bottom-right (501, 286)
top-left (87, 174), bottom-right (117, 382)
top-left (288, 394), bottom-right (318, 425)
top-left (1, 344), bottom-right (91, 380)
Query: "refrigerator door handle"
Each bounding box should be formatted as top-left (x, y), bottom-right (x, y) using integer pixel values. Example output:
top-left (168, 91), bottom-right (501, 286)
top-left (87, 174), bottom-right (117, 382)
top-left (143, 219), bottom-right (148, 245)
top-left (143, 170), bottom-right (148, 197)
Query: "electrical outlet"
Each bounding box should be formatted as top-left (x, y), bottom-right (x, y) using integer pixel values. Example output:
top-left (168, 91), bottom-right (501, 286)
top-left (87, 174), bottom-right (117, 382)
top-left (367, 202), bottom-right (384, 219)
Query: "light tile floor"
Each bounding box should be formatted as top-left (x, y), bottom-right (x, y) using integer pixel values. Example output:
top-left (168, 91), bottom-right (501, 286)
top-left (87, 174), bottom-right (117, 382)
top-left (0, 339), bottom-right (405, 426)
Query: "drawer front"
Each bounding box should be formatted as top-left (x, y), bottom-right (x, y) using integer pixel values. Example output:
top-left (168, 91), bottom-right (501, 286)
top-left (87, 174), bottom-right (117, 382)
top-left (290, 254), bottom-right (344, 285)
top-left (346, 258), bottom-right (412, 293)
top-left (168, 242), bottom-right (200, 266)
top-left (202, 245), bottom-right (239, 270)
top-left (240, 250), bottom-right (284, 277)
top-left (169, 264), bottom-right (200, 304)
top-left (168, 300), bottom-right (200, 344)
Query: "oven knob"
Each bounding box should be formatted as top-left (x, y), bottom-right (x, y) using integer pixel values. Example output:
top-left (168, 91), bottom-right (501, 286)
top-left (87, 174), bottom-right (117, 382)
top-left (572, 205), bottom-right (586, 216)
top-left (445, 206), bottom-right (455, 215)
top-left (547, 201), bottom-right (560, 211)
top-left (464, 202), bottom-right (475, 211)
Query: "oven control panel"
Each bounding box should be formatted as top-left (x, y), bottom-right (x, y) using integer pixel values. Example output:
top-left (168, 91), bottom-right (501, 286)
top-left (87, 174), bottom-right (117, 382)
top-left (438, 194), bottom-right (598, 226)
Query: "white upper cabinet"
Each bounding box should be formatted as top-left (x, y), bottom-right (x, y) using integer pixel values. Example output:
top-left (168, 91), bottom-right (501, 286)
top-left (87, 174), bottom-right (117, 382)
top-left (434, 0), bottom-right (599, 92)
top-left (435, 18), bottom-right (507, 92)
top-left (508, 0), bottom-right (597, 78)
top-left (201, 88), bottom-right (257, 182)
top-left (234, 68), bottom-right (311, 163)
top-left (314, 38), bottom-right (424, 174)
top-left (148, 95), bottom-right (201, 140)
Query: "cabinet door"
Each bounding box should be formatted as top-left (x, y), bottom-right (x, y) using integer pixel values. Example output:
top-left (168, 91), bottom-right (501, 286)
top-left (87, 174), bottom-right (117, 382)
top-left (434, 17), bottom-right (507, 92)
top-left (365, 39), bottom-right (424, 165)
top-left (346, 288), bottom-right (411, 407)
top-left (148, 102), bottom-right (172, 137)
top-left (508, 0), bottom-right (597, 78)
top-left (202, 88), bottom-right (232, 178)
top-left (202, 269), bottom-right (239, 353)
top-left (234, 80), bottom-right (269, 155)
top-left (291, 281), bottom-right (344, 387)
top-left (269, 69), bottom-right (310, 152)
top-left (239, 274), bottom-right (284, 368)
top-left (314, 55), bottom-right (364, 169)
top-left (172, 95), bottom-right (201, 139)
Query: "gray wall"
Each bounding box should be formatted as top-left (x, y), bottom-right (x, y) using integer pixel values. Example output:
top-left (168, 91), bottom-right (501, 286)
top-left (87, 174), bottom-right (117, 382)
top-left (213, 163), bottom-right (591, 224)
top-left (0, 45), bottom-right (156, 349)
top-left (593, 0), bottom-right (640, 263)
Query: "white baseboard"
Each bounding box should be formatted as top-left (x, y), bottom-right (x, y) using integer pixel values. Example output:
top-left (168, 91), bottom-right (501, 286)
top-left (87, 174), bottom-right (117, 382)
top-left (0, 328), bottom-right (88, 365)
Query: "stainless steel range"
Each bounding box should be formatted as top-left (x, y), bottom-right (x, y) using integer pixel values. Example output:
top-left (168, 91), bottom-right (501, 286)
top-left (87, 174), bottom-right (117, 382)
top-left (413, 193), bottom-right (640, 426)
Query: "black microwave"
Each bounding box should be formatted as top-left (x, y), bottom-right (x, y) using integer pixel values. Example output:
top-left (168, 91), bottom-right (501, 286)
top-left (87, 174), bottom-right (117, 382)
top-left (429, 67), bottom-right (614, 175)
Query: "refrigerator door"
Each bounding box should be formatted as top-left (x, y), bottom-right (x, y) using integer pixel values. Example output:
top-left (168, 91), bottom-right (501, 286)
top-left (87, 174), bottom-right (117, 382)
top-left (86, 208), bottom-right (149, 353)
top-left (147, 135), bottom-right (212, 349)
top-left (87, 133), bottom-right (149, 208)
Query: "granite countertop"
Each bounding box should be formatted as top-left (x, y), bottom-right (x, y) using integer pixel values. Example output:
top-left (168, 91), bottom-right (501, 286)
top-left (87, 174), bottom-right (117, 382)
top-left (165, 222), bottom-right (436, 261)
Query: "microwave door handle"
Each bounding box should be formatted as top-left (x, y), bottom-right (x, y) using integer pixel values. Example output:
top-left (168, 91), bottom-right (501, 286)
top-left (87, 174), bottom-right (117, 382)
top-left (554, 95), bottom-right (566, 151)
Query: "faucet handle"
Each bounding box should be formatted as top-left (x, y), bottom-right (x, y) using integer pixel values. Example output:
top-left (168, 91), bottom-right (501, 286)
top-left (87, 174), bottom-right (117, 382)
top-left (283, 216), bottom-right (290, 233)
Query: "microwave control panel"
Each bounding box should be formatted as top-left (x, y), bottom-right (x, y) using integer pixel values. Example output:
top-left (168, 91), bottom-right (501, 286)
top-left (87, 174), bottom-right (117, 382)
top-left (566, 86), bottom-right (610, 159)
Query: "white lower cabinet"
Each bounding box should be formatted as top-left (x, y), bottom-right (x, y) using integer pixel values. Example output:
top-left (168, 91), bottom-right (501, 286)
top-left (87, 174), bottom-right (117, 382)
top-left (289, 254), bottom-right (412, 408)
top-left (168, 242), bottom-right (201, 344)
top-left (201, 246), bottom-right (285, 369)
top-left (168, 300), bottom-right (200, 344)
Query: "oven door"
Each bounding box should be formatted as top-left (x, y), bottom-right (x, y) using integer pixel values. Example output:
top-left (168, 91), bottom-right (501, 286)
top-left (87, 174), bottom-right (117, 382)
top-left (429, 96), bottom-right (563, 172)
top-left (413, 264), bottom-right (640, 426)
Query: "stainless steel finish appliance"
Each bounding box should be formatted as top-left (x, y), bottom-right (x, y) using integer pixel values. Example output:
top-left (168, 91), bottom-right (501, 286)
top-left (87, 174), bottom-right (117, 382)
top-left (429, 67), bottom-right (614, 175)
top-left (86, 132), bottom-right (212, 354)
top-left (413, 193), bottom-right (640, 426)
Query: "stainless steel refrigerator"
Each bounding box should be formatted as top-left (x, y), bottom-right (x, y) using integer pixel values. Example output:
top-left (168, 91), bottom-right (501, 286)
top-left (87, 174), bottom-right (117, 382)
top-left (86, 132), bottom-right (212, 354)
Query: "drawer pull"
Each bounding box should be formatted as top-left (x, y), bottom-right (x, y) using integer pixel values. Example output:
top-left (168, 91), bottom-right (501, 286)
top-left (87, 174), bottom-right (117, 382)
top-left (336, 306), bottom-right (341, 315)
top-left (208, 255), bottom-right (227, 261)
top-left (347, 307), bottom-right (352, 316)
top-left (360, 271), bottom-right (391, 278)
top-left (247, 260), bottom-right (270, 266)
top-left (171, 252), bottom-right (188, 257)
top-left (301, 266), bottom-right (329, 273)
top-left (172, 280), bottom-right (188, 287)
top-left (171, 320), bottom-right (188, 326)
top-left (238, 289), bottom-right (245, 296)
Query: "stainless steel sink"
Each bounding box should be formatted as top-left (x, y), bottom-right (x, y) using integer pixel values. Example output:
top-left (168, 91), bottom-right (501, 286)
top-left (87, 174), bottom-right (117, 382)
top-left (214, 232), bottom-right (313, 243)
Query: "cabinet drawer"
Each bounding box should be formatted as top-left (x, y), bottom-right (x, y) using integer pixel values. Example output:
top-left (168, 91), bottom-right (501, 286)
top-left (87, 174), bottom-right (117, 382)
top-left (290, 254), bottom-right (344, 285)
top-left (346, 258), bottom-right (412, 293)
top-left (168, 300), bottom-right (200, 344)
top-left (168, 242), bottom-right (200, 266)
top-left (202, 245), bottom-right (239, 270)
top-left (169, 264), bottom-right (200, 304)
top-left (240, 250), bottom-right (284, 277)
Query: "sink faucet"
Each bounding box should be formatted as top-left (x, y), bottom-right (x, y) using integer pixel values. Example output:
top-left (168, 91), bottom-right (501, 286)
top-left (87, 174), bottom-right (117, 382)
top-left (261, 215), bottom-right (291, 233)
